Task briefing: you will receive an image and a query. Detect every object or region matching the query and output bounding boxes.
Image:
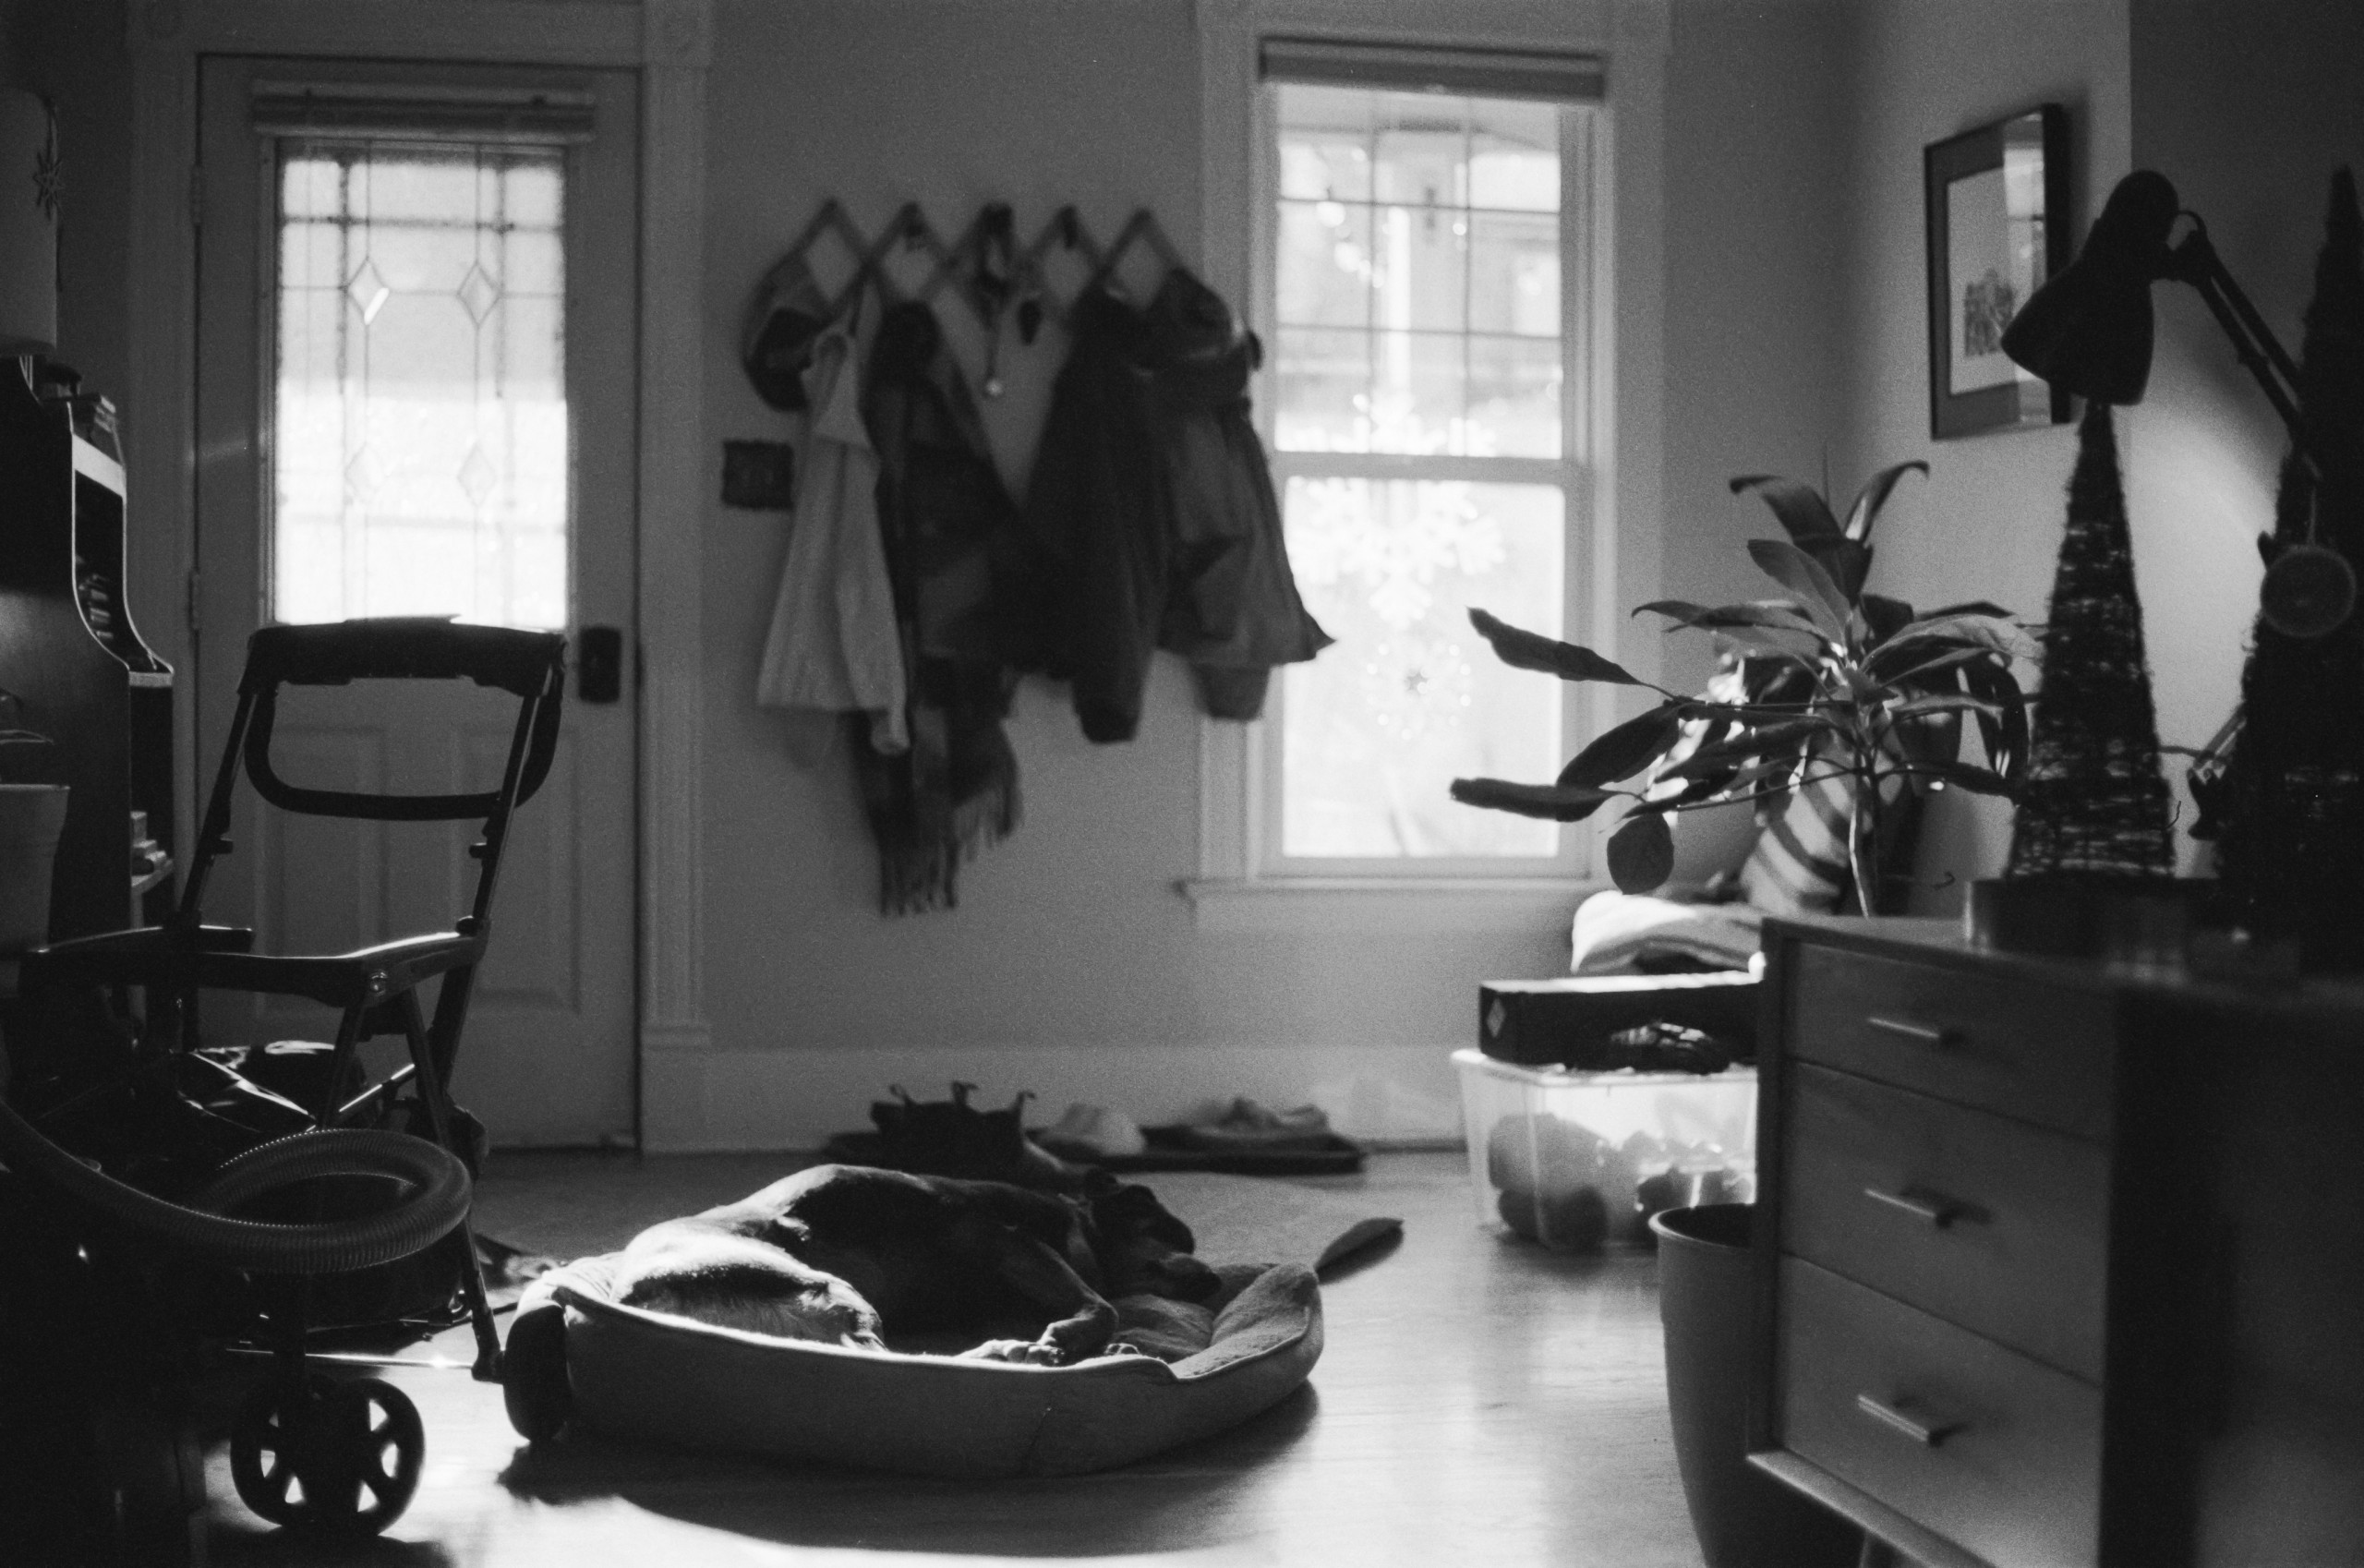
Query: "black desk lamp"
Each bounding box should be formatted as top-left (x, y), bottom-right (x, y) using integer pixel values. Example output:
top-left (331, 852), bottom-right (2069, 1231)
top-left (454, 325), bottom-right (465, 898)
top-left (2002, 169), bottom-right (2357, 637)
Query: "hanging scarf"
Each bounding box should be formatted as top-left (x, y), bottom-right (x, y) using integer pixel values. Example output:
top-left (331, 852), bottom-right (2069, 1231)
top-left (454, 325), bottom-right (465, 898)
top-left (855, 301), bottom-right (1022, 914)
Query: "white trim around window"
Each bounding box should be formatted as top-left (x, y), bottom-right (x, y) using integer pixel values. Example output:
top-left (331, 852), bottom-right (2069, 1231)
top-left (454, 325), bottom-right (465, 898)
top-left (1189, 0), bottom-right (1670, 931)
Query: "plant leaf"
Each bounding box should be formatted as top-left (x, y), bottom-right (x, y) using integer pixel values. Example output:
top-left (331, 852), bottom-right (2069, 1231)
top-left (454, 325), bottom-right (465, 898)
top-left (1468, 608), bottom-right (1645, 686)
top-left (1841, 461), bottom-right (1928, 542)
top-left (1747, 539), bottom-right (1852, 637)
top-left (1803, 537), bottom-right (1875, 603)
top-left (1961, 657), bottom-right (2029, 778)
top-left (1635, 598), bottom-right (1827, 637)
top-left (1871, 643), bottom-right (1993, 690)
top-left (1730, 475), bottom-right (1841, 542)
top-left (1900, 760), bottom-right (2019, 798)
top-left (1559, 704), bottom-right (1687, 789)
top-left (1607, 810), bottom-right (1676, 892)
top-left (1878, 614), bottom-right (2039, 662)
top-left (1449, 778), bottom-right (1621, 822)
top-left (1914, 600), bottom-right (2014, 621)
top-left (1714, 623), bottom-right (1832, 664)
top-left (1859, 592), bottom-right (1918, 644)
top-left (1658, 716), bottom-right (1830, 780)
top-left (1888, 693), bottom-right (2002, 721)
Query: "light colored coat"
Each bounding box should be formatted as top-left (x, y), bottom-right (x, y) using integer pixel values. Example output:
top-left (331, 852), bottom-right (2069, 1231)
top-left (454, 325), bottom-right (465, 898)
top-left (756, 328), bottom-right (908, 754)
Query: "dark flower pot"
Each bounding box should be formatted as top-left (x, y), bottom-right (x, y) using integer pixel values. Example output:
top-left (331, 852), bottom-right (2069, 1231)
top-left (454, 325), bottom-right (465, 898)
top-left (1651, 1203), bottom-right (1858, 1568)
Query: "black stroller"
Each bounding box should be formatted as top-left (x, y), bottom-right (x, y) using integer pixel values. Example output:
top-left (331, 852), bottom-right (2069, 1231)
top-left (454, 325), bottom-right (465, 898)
top-left (0, 618), bottom-right (566, 1557)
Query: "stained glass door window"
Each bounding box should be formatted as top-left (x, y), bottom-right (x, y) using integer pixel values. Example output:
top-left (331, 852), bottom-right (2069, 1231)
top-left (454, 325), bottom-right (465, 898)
top-left (273, 141), bottom-right (568, 629)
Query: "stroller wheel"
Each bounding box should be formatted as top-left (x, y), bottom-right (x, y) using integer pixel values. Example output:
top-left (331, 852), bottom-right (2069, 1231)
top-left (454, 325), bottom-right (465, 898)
top-left (231, 1373), bottom-right (425, 1537)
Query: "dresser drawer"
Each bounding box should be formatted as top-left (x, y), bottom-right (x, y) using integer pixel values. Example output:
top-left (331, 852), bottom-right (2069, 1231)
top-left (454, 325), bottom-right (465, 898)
top-left (1779, 1257), bottom-right (2100, 1568)
top-left (1783, 1064), bottom-right (2108, 1381)
top-left (1790, 945), bottom-right (2113, 1138)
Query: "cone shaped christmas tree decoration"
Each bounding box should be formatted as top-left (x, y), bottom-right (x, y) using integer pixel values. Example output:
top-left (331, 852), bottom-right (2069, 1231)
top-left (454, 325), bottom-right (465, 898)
top-left (2211, 167), bottom-right (2364, 970)
top-left (2004, 401), bottom-right (2177, 882)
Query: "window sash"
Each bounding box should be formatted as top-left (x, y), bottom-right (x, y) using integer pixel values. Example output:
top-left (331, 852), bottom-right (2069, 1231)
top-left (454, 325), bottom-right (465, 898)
top-left (1255, 69), bottom-right (1596, 878)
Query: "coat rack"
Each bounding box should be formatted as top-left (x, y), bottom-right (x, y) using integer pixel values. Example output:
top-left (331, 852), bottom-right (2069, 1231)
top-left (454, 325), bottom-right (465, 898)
top-left (776, 199), bottom-right (1188, 340)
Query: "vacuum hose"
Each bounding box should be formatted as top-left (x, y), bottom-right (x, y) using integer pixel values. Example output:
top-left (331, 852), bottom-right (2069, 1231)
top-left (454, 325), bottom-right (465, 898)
top-left (0, 1098), bottom-right (470, 1274)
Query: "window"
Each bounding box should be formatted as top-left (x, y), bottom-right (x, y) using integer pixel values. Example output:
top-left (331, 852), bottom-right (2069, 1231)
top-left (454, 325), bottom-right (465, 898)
top-left (259, 82), bottom-right (595, 631)
top-left (1258, 42), bottom-right (1602, 875)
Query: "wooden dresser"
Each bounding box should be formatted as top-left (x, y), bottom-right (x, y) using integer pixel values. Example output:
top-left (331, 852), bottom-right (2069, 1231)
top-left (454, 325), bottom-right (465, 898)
top-left (1747, 915), bottom-right (2364, 1568)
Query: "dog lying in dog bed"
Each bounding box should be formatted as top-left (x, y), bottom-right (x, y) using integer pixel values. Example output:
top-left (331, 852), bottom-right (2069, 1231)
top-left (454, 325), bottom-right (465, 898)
top-left (503, 1164), bottom-right (1322, 1478)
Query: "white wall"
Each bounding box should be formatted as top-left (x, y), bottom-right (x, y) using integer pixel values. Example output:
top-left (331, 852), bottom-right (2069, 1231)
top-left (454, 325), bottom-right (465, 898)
top-left (1659, 0), bottom-right (1852, 699)
top-left (662, 0), bottom-right (1856, 1149)
top-left (1829, 0), bottom-right (2134, 911)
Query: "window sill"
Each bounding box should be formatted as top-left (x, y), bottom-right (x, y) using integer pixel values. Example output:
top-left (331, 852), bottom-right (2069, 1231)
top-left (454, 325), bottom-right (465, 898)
top-left (1178, 875), bottom-right (1602, 935)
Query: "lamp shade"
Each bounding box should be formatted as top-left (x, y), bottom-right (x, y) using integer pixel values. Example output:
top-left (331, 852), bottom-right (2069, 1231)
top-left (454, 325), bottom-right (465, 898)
top-left (0, 89), bottom-right (57, 356)
top-left (2001, 170), bottom-right (2182, 405)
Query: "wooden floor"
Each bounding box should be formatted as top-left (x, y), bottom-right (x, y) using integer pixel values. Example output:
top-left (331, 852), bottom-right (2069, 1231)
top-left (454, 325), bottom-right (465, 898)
top-left (200, 1151), bottom-right (1703, 1567)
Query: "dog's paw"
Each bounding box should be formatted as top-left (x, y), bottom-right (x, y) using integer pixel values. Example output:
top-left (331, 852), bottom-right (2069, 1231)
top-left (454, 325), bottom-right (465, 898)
top-left (959, 1337), bottom-right (1055, 1364)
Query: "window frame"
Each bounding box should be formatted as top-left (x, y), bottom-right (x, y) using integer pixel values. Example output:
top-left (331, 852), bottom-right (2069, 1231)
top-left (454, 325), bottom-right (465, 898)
top-left (1253, 76), bottom-right (1598, 879)
top-left (1185, 0), bottom-right (1669, 934)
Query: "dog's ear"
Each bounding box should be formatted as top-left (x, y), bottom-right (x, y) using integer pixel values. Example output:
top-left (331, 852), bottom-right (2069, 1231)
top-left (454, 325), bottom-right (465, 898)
top-left (1094, 1182), bottom-right (1199, 1254)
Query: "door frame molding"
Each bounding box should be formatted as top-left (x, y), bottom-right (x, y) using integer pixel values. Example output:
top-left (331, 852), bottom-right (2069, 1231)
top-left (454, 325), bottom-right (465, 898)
top-left (127, 0), bottom-right (716, 1097)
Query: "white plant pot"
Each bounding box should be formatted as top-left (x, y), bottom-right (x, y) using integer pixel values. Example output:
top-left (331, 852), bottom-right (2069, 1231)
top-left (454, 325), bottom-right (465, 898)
top-left (0, 783), bottom-right (69, 952)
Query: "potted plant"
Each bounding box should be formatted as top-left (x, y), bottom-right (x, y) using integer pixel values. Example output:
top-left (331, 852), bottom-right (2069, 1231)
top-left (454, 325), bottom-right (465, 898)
top-left (0, 688), bottom-right (66, 952)
top-left (1451, 464), bottom-right (2033, 915)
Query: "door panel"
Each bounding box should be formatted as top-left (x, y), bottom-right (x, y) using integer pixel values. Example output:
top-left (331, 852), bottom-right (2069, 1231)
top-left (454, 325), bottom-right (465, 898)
top-left (195, 57), bottom-right (638, 1147)
top-left (262, 729), bottom-right (387, 954)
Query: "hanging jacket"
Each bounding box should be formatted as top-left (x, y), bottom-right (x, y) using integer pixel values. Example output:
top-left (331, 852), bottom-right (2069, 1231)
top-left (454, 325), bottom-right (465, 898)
top-left (1142, 269), bottom-right (1331, 718)
top-left (854, 300), bottom-right (1022, 915)
top-left (1013, 287), bottom-right (1166, 742)
top-left (754, 327), bottom-right (909, 754)
top-left (1018, 272), bottom-right (1328, 742)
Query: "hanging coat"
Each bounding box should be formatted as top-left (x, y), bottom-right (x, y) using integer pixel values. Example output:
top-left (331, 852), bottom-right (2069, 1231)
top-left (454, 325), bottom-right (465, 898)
top-left (754, 327), bottom-right (909, 754)
top-left (1013, 287), bottom-right (1166, 742)
top-left (1018, 271), bottom-right (1328, 742)
top-left (1142, 268), bottom-right (1332, 718)
top-left (854, 300), bottom-right (1022, 915)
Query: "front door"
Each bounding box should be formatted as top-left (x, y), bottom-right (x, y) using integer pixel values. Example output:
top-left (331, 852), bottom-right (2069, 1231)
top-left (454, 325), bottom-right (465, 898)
top-left (192, 56), bottom-right (638, 1147)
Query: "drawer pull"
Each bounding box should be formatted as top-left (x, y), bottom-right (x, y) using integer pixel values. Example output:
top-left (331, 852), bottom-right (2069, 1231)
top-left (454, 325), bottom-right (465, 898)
top-left (1863, 1014), bottom-right (1956, 1047)
top-left (1854, 1393), bottom-right (1961, 1447)
top-left (1862, 1185), bottom-right (1966, 1228)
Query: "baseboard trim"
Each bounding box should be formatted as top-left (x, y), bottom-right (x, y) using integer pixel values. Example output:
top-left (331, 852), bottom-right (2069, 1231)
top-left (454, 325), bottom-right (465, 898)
top-left (637, 1041), bottom-right (1470, 1154)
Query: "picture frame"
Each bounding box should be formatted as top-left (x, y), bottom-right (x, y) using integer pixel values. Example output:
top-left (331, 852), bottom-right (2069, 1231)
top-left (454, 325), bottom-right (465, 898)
top-left (1925, 104), bottom-right (2071, 440)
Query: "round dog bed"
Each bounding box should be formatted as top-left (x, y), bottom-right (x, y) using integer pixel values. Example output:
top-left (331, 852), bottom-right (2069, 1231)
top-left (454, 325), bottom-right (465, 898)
top-left (502, 1254), bottom-right (1321, 1478)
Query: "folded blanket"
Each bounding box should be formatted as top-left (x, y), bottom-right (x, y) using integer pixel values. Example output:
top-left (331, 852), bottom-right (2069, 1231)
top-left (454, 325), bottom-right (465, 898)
top-left (1569, 891), bottom-right (1764, 975)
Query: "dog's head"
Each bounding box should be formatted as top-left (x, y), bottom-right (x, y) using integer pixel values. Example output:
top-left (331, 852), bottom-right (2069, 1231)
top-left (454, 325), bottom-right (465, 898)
top-left (618, 1234), bottom-right (887, 1350)
top-left (1086, 1178), bottom-right (1222, 1303)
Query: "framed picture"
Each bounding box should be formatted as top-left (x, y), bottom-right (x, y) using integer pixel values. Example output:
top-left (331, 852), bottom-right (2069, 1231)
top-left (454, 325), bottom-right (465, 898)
top-left (1925, 104), bottom-right (2070, 439)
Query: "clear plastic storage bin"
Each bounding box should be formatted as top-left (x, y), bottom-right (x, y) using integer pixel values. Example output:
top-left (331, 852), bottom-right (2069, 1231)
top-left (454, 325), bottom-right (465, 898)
top-left (1453, 1048), bottom-right (1758, 1250)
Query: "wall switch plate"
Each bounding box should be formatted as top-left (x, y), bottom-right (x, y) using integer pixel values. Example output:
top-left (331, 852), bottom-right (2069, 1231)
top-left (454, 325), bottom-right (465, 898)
top-left (721, 440), bottom-right (796, 510)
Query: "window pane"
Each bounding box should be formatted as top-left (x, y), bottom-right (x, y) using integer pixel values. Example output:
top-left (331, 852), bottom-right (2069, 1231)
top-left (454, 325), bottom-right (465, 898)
top-left (1272, 82), bottom-right (1565, 459)
top-left (1466, 210), bottom-right (1560, 337)
top-left (1277, 88), bottom-right (1376, 202)
top-left (1467, 335), bottom-right (1562, 459)
top-left (1369, 331), bottom-right (1464, 454)
top-left (1375, 202), bottom-right (1465, 334)
top-left (272, 142), bottom-right (569, 629)
top-left (1467, 100), bottom-right (1562, 211)
top-left (1272, 326), bottom-right (1371, 452)
top-left (1276, 198), bottom-right (1372, 330)
top-left (1280, 479), bottom-right (1565, 858)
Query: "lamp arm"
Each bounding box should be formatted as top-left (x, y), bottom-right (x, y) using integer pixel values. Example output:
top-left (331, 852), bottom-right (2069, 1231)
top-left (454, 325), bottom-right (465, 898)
top-left (2165, 223), bottom-right (2324, 476)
